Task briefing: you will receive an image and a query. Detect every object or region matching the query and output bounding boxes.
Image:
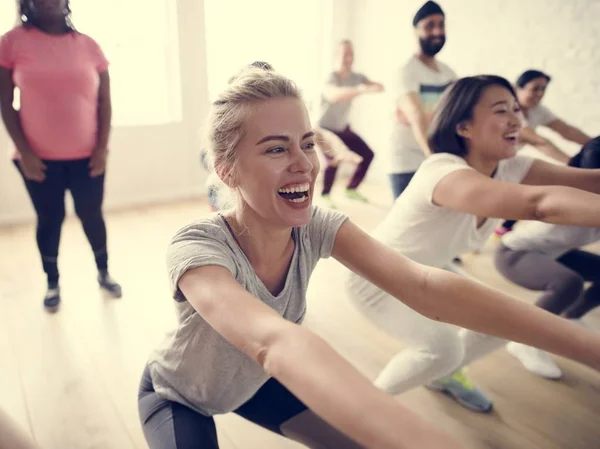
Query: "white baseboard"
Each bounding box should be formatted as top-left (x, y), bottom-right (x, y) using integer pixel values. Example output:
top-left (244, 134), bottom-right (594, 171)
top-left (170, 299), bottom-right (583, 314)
top-left (0, 186), bottom-right (207, 228)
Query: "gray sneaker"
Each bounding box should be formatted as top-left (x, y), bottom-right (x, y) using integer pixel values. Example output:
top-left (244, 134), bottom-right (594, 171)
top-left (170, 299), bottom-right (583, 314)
top-left (427, 369), bottom-right (493, 413)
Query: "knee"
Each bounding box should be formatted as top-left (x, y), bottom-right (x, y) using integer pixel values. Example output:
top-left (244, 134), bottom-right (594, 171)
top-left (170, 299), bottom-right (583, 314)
top-left (420, 331), bottom-right (465, 375)
top-left (75, 204), bottom-right (102, 223)
top-left (362, 148), bottom-right (374, 164)
top-left (552, 272), bottom-right (584, 298)
top-left (38, 209), bottom-right (65, 228)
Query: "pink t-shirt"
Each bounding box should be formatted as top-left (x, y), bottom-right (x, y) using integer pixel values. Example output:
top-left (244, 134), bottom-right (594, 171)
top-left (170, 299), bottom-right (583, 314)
top-left (0, 26), bottom-right (109, 160)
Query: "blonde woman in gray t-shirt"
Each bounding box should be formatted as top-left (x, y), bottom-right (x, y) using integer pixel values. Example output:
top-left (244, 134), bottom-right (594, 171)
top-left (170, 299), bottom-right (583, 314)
top-left (138, 67), bottom-right (600, 449)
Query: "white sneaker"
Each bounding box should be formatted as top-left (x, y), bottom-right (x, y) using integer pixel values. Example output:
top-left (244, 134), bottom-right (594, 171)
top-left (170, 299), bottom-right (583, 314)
top-left (506, 342), bottom-right (562, 379)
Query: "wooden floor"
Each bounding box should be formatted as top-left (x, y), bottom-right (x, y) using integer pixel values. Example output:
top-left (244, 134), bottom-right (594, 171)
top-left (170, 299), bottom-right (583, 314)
top-left (1, 180), bottom-right (599, 449)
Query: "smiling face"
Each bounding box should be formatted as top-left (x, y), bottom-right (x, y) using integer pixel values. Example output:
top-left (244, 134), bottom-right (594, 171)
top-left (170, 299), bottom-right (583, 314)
top-left (517, 77), bottom-right (549, 109)
top-left (230, 97), bottom-right (320, 228)
top-left (415, 14), bottom-right (446, 57)
top-left (457, 85), bottom-right (523, 160)
top-left (337, 41), bottom-right (354, 72)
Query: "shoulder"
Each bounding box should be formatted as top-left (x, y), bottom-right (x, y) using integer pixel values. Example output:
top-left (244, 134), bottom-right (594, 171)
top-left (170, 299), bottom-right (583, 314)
top-left (410, 153), bottom-right (472, 198)
top-left (399, 56), bottom-right (420, 74)
top-left (422, 152), bottom-right (470, 170)
top-left (307, 205), bottom-right (348, 230)
top-left (170, 214), bottom-right (231, 246)
top-left (436, 59), bottom-right (456, 77)
top-left (75, 32), bottom-right (102, 49)
top-left (0, 26), bottom-right (28, 47)
top-left (1, 26), bottom-right (28, 40)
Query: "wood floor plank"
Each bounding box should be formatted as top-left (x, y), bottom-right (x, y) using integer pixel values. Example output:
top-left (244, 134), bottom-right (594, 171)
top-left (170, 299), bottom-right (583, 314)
top-left (1, 183), bottom-right (599, 448)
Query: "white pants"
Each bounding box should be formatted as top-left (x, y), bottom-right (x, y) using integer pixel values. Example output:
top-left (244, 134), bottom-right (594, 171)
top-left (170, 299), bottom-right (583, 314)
top-left (346, 263), bottom-right (506, 395)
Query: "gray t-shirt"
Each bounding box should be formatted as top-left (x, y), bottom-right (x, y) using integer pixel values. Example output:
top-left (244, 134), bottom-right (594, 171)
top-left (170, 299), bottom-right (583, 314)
top-left (317, 71), bottom-right (368, 132)
top-left (147, 206), bottom-right (348, 416)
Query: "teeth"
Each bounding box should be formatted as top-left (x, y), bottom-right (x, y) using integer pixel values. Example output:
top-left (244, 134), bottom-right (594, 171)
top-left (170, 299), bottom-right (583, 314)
top-left (287, 196), bottom-right (308, 203)
top-left (278, 183), bottom-right (310, 194)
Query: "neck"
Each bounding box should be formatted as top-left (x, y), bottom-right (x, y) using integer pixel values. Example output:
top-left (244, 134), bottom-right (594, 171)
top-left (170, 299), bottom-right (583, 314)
top-left (416, 52), bottom-right (437, 68)
top-left (225, 207), bottom-right (293, 266)
top-left (464, 149), bottom-right (499, 177)
top-left (35, 18), bottom-right (69, 35)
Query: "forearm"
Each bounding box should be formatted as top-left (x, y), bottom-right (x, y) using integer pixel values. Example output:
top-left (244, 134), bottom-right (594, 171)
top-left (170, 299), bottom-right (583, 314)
top-left (325, 86), bottom-right (362, 103)
top-left (1, 109), bottom-right (33, 155)
top-left (96, 100), bottom-right (112, 149)
top-left (265, 325), bottom-right (461, 449)
top-left (534, 140), bottom-right (570, 163)
top-left (0, 408), bottom-right (40, 449)
top-left (563, 127), bottom-right (591, 146)
top-left (416, 267), bottom-right (600, 370)
top-left (536, 185), bottom-right (600, 226)
top-left (410, 116), bottom-right (432, 157)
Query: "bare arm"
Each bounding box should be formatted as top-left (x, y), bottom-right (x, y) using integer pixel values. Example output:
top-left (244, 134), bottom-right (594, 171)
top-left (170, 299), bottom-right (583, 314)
top-left (519, 126), bottom-right (570, 163)
top-left (522, 158), bottom-right (600, 193)
top-left (397, 92), bottom-right (432, 156)
top-left (333, 221), bottom-right (600, 372)
top-left (362, 77), bottom-right (385, 91)
top-left (95, 70), bottom-right (112, 149)
top-left (547, 119), bottom-right (592, 146)
top-left (179, 266), bottom-right (461, 449)
top-left (322, 84), bottom-right (365, 103)
top-left (0, 408), bottom-right (41, 449)
top-left (433, 164), bottom-right (600, 227)
top-left (0, 67), bottom-right (46, 181)
top-left (89, 70), bottom-right (112, 177)
top-left (0, 67), bottom-right (32, 155)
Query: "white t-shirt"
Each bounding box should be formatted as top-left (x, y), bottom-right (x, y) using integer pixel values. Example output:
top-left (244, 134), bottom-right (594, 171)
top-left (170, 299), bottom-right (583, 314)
top-left (389, 56), bottom-right (457, 174)
top-left (502, 221), bottom-right (600, 259)
top-left (368, 153), bottom-right (534, 268)
top-left (524, 104), bottom-right (557, 130)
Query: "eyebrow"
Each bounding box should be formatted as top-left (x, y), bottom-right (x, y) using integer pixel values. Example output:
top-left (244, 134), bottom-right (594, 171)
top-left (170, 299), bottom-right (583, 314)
top-left (490, 100), bottom-right (510, 107)
top-left (256, 131), bottom-right (315, 145)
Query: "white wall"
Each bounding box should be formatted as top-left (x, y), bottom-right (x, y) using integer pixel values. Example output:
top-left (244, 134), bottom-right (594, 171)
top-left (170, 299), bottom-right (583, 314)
top-left (0, 0), bottom-right (355, 226)
top-left (0, 0), bottom-right (210, 226)
top-left (347, 0), bottom-right (600, 182)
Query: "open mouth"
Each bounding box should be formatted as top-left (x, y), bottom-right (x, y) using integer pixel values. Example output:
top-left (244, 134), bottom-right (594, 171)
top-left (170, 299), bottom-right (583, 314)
top-left (278, 183), bottom-right (310, 203)
top-left (503, 133), bottom-right (518, 144)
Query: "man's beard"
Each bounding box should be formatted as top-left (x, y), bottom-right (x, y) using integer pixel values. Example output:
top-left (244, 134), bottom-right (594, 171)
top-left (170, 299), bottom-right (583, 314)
top-left (419, 36), bottom-right (446, 57)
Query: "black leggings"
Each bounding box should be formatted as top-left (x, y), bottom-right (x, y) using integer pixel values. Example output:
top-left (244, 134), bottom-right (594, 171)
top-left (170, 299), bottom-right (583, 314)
top-left (138, 367), bottom-right (362, 448)
top-left (14, 158), bottom-right (108, 284)
top-left (495, 244), bottom-right (600, 318)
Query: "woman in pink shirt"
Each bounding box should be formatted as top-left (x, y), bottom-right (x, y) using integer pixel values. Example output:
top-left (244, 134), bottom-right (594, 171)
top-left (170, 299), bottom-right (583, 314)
top-left (0, 0), bottom-right (121, 310)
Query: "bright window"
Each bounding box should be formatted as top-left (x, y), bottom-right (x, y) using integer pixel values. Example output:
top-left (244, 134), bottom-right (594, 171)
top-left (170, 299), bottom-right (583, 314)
top-left (70, 0), bottom-right (182, 126)
top-left (203, 0), bottom-right (330, 116)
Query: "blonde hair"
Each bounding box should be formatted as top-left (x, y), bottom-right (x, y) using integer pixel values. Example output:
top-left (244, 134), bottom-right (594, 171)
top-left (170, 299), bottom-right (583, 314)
top-left (203, 67), bottom-right (302, 209)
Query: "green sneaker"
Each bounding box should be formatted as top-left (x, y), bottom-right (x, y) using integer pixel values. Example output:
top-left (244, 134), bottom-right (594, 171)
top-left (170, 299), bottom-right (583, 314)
top-left (426, 369), bottom-right (493, 413)
top-left (321, 194), bottom-right (337, 209)
top-left (345, 188), bottom-right (369, 202)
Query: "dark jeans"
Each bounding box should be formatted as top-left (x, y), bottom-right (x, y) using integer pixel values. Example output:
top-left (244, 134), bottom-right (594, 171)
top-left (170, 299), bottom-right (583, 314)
top-left (389, 172), bottom-right (416, 200)
top-left (321, 126), bottom-right (374, 195)
top-left (495, 244), bottom-right (600, 318)
top-left (14, 158), bottom-right (108, 285)
top-left (138, 367), bottom-right (362, 448)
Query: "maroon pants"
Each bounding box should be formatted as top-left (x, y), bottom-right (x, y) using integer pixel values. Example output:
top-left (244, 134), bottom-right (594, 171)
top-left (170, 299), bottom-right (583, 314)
top-left (321, 126), bottom-right (374, 195)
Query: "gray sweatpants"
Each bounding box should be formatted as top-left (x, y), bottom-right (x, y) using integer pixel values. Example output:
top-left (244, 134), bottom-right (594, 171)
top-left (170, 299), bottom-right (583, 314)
top-left (495, 244), bottom-right (600, 318)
